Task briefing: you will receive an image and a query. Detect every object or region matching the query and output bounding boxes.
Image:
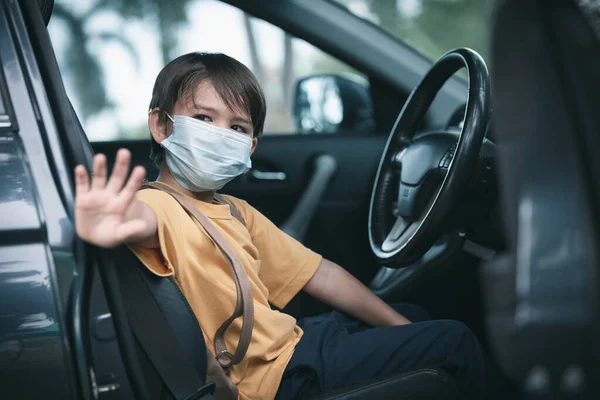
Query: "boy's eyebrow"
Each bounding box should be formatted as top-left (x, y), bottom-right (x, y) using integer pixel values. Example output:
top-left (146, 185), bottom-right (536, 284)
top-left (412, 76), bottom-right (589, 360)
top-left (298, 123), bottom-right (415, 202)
top-left (231, 116), bottom-right (252, 125)
top-left (190, 104), bottom-right (218, 113)
top-left (191, 103), bottom-right (252, 125)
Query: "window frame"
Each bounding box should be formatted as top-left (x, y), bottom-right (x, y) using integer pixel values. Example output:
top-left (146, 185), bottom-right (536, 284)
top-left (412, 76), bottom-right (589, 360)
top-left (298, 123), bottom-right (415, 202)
top-left (0, 56), bottom-right (16, 132)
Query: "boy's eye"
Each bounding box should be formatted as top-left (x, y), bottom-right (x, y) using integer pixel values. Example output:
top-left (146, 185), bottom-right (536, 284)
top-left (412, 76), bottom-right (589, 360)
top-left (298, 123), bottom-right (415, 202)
top-left (231, 125), bottom-right (248, 133)
top-left (194, 114), bottom-right (212, 122)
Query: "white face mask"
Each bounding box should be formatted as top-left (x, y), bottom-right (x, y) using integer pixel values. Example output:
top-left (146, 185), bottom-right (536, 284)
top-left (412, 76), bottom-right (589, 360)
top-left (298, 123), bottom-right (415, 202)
top-left (161, 114), bottom-right (252, 192)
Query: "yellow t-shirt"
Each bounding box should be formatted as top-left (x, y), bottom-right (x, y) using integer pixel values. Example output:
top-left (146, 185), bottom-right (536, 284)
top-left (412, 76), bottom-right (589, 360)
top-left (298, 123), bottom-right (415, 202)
top-left (129, 186), bottom-right (322, 400)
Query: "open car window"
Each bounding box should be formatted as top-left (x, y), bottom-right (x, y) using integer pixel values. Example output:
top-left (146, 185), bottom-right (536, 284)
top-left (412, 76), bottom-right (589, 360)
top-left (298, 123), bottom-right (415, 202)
top-left (48, 0), bottom-right (369, 141)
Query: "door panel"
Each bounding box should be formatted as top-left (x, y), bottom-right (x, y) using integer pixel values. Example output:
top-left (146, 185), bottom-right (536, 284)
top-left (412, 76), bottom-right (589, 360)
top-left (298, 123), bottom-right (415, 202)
top-left (227, 134), bottom-right (386, 280)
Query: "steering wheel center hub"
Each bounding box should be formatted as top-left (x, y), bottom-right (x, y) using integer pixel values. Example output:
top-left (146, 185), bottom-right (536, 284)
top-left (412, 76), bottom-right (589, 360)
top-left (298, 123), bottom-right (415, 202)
top-left (396, 133), bottom-right (459, 219)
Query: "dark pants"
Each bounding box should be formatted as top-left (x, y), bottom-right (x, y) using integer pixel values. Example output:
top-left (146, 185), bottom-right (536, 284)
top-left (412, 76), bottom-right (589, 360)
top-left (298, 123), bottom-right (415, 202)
top-left (275, 304), bottom-right (487, 400)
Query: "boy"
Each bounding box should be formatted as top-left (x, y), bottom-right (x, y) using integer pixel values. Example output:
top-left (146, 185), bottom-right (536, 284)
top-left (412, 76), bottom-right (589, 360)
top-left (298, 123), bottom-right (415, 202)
top-left (74, 52), bottom-right (487, 399)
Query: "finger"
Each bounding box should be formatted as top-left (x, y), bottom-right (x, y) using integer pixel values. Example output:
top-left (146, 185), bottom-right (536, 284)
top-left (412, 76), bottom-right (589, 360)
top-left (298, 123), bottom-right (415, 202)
top-left (118, 165), bottom-right (146, 205)
top-left (74, 165), bottom-right (90, 197)
top-left (91, 154), bottom-right (107, 190)
top-left (106, 149), bottom-right (131, 193)
top-left (115, 219), bottom-right (147, 243)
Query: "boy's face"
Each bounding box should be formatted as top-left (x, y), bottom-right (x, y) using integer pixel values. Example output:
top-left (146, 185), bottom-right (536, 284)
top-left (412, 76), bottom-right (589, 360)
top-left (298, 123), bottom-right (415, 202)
top-left (149, 80), bottom-right (258, 154)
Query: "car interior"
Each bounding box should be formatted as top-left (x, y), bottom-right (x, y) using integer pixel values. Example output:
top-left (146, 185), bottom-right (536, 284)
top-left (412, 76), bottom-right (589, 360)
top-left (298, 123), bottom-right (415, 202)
top-left (5, 0), bottom-right (600, 398)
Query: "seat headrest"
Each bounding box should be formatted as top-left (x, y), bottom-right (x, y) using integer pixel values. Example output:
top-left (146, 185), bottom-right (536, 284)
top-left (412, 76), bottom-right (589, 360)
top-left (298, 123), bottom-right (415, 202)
top-left (484, 0), bottom-right (600, 384)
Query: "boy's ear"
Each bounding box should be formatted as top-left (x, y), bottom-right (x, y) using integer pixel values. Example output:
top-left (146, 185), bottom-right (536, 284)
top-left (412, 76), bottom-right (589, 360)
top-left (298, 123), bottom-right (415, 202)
top-left (148, 108), bottom-right (170, 144)
top-left (250, 137), bottom-right (258, 155)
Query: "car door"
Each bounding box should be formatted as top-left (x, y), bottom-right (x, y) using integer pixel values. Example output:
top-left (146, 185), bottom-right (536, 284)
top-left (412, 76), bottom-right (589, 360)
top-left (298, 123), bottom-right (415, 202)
top-left (0, 1), bottom-right (93, 398)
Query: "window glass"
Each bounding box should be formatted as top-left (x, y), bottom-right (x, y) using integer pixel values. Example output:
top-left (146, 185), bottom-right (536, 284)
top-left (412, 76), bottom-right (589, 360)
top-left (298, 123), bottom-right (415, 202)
top-left (332, 0), bottom-right (493, 63)
top-left (48, 0), bottom-right (369, 141)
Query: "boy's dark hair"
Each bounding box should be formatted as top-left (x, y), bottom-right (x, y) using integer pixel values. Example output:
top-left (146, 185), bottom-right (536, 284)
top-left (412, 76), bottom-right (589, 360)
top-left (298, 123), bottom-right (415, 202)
top-left (148, 52), bottom-right (266, 167)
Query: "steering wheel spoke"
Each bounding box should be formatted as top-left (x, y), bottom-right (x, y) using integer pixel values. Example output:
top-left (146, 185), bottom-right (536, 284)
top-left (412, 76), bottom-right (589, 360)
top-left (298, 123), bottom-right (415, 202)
top-left (381, 216), bottom-right (411, 252)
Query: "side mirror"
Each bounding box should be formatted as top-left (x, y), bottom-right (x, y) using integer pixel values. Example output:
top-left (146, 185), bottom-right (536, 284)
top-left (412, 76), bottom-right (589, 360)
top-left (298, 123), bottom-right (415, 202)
top-left (293, 74), bottom-right (374, 134)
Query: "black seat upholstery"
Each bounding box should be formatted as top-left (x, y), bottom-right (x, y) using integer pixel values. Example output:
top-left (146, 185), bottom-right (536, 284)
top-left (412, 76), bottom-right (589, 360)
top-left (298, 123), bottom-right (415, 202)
top-left (110, 248), bottom-right (463, 399)
top-left (482, 0), bottom-right (600, 394)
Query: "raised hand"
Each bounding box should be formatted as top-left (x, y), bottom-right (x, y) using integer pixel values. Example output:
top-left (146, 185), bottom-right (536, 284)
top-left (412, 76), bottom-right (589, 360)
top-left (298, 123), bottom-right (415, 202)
top-left (74, 149), bottom-right (150, 248)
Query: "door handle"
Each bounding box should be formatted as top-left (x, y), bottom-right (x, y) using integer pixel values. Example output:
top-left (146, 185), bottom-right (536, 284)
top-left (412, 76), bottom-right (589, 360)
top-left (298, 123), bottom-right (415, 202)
top-left (249, 170), bottom-right (287, 181)
top-left (281, 154), bottom-right (337, 242)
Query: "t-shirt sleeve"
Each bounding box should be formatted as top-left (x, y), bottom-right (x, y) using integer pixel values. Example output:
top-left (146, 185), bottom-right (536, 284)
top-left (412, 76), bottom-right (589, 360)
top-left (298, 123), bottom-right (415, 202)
top-left (225, 196), bottom-right (323, 309)
top-left (128, 189), bottom-right (184, 277)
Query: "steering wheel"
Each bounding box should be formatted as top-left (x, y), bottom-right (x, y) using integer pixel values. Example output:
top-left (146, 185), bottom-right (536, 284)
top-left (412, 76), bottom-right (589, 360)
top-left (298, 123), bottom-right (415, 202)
top-left (369, 48), bottom-right (490, 268)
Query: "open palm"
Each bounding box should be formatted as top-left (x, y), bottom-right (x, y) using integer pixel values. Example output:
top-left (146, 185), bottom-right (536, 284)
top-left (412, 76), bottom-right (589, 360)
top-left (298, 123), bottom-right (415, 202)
top-left (75, 149), bottom-right (147, 248)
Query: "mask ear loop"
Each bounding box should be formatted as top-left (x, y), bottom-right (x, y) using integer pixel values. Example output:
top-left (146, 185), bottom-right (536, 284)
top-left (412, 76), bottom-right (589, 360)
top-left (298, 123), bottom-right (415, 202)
top-left (147, 109), bottom-right (175, 123)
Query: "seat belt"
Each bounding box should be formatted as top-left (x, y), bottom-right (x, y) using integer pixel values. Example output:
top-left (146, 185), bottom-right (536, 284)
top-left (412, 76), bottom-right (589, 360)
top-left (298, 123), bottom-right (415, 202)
top-left (116, 250), bottom-right (214, 400)
top-left (112, 181), bottom-right (254, 399)
top-left (140, 181), bottom-right (254, 368)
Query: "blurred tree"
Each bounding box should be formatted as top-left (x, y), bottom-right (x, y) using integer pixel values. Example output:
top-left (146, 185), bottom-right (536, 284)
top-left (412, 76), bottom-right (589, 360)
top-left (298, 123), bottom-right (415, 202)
top-left (309, 53), bottom-right (363, 80)
top-left (120, 123), bottom-right (151, 140)
top-left (282, 33), bottom-right (294, 112)
top-left (370, 0), bottom-right (494, 62)
top-left (100, 0), bottom-right (192, 65)
top-left (52, 2), bottom-right (139, 120)
top-left (51, 0), bottom-right (192, 122)
top-left (318, 0), bottom-right (494, 76)
top-left (244, 13), bottom-right (264, 84)
top-left (242, 15), bottom-right (296, 132)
